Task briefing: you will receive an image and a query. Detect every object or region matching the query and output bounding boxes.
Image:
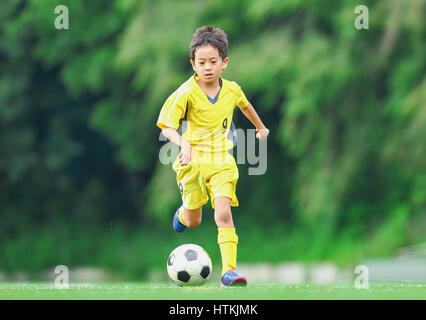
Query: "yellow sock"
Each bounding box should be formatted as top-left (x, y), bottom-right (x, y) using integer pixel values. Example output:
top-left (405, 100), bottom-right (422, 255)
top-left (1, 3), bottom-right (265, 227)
top-left (217, 228), bottom-right (238, 276)
top-left (178, 206), bottom-right (187, 226)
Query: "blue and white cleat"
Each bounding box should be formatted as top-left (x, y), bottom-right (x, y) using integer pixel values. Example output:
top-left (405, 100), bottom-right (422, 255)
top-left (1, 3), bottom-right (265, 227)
top-left (173, 205), bottom-right (187, 233)
top-left (221, 270), bottom-right (248, 287)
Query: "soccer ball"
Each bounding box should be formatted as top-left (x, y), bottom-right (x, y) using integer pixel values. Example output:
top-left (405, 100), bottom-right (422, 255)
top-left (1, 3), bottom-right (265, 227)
top-left (167, 244), bottom-right (212, 286)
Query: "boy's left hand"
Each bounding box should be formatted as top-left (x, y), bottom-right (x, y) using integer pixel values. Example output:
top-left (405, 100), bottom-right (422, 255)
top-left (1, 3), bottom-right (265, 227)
top-left (256, 128), bottom-right (270, 140)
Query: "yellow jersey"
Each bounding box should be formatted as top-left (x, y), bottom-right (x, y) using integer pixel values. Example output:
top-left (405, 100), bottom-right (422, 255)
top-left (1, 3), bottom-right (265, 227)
top-left (156, 74), bottom-right (249, 153)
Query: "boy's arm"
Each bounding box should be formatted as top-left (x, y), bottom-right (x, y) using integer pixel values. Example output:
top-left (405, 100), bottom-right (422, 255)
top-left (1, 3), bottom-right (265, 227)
top-left (239, 102), bottom-right (270, 140)
top-left (161, 126), bottom-right (191, 165)
top-left (161, 126), bottom-right (187, 147)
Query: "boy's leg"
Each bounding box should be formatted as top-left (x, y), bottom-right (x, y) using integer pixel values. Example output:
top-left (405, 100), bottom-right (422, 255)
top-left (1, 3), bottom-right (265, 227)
top-left (213, 198), bottom-right (238, 264)
top-left (214, 197), bottom-right (236, 274)
top-left (181, 206), bottom-right (202, 228)
top-left (172, 156), bottom-right (207, 232)
top-left (215, 197), bottom-right (247, 286)
top-left (214, 196), bottom-right (234, 228)
top-left (173, 206), bottom-right (202, 232)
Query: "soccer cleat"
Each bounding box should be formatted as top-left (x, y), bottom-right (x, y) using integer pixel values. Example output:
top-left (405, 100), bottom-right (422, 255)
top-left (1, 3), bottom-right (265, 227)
top-left (173, 205), bottom-right (187, 233)
top-left (221, 270), bottom-right (248, 287)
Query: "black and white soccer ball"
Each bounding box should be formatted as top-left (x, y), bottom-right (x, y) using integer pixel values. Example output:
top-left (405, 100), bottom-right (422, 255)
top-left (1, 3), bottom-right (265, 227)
top-left (167, 244), bottom-right (212, 286)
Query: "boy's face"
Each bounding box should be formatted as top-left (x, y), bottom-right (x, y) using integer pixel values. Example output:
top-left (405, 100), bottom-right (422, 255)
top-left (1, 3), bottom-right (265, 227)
top-left (190, 44), bottom-right (229, 85)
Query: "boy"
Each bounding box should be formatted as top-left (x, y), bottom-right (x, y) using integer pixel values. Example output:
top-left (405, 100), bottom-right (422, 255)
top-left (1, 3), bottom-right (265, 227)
top-left (156, 26), bottom-right (269, 287)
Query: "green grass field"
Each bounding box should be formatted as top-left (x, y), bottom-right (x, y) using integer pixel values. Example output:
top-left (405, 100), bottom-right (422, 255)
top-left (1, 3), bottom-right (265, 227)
top-left (0, 282), bottom-right (425, 300)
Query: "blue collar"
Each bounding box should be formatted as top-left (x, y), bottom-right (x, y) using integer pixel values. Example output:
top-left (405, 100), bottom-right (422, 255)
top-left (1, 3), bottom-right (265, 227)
top-left (206, 78), bottom-right (222, 104)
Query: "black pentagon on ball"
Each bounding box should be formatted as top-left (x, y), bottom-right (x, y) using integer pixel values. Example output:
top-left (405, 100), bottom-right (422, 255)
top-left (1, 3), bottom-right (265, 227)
top-left (177, 271), bottom-right (191, 282)
top-left (200, 266), bottom-right (210, 279)
top-left (184, 249), bottom-right (198, 261)
top-left (167, 253), bottom-right (175, 266)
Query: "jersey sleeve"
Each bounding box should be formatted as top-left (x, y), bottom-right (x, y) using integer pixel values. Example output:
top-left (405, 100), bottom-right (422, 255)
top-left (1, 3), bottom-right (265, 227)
top-left (235, 84), bottom-right (249, 109)
top-left (156, 90), bottom-right (188, 130)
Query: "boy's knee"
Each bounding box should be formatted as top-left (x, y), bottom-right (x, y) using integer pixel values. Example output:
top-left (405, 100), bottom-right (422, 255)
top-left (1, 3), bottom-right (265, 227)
top-left (184, 207), bottom-right (202, 228)
top-left (186, 219), bottom-right (201, 228)
top-left (187, 222), bottom-right (200, 228)
top-left (215, 208), bottom-right (232, 224)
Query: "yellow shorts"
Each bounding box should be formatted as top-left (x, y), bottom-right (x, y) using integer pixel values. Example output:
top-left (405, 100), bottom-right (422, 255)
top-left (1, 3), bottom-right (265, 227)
top-left (172, 150), bottom-right (239, 210)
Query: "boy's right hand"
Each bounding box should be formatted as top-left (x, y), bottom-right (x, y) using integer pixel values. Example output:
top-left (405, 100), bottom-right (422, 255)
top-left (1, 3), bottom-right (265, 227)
top-left (178, 140), bottom-right (192, 165)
